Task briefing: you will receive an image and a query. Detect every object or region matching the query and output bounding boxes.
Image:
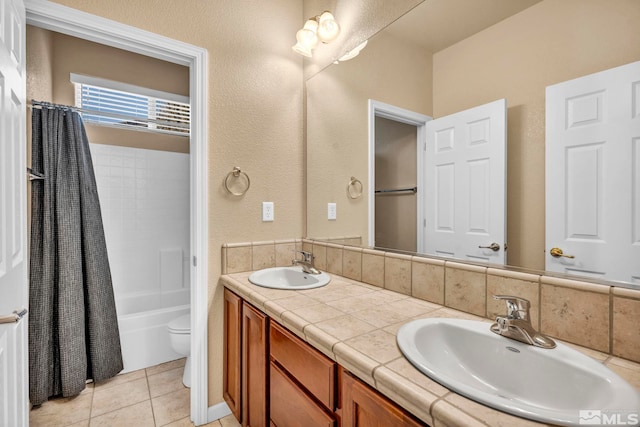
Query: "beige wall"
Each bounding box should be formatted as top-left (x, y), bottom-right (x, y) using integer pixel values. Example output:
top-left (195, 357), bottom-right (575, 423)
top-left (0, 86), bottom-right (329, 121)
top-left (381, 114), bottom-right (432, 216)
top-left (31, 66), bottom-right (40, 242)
top-left (26, 27), bottom-right (53, 165)
top-left (27, 30), bottom-right (191, 153)
top-left (306, 30), bottom-right (432, 243)
top-left (26, 27), bottom-right (54, 237)
top-left (46, 0), bottom-right (305, 406)
top-left (433, 0), bottom-right (640, 270)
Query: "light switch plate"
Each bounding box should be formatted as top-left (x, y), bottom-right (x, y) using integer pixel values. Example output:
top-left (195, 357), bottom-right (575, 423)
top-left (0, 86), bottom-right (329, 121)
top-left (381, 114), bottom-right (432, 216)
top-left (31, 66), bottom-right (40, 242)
top-left (262, 202), bottom-right (274, 222)
top-left (328, 202), bottom-right (337, 220)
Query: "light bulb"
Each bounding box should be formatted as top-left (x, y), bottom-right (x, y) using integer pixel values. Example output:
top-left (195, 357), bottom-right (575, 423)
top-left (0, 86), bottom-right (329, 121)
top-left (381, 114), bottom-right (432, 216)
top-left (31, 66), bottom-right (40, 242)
top-left (301, 19), bottom-right (319, 49)
top-left (316, 11), bottom-right (340, 43)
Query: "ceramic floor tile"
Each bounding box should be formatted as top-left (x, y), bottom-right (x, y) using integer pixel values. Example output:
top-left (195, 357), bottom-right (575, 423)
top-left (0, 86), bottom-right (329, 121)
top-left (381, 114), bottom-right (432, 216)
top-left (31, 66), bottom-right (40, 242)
top-left (164, 416), bottom-right (233, 427)
top-left (91, 377), bottom-right (150, 417)
top-left (93, 368), bottom-right (146, 391)
top-left (89, 399), bottom-right (155, 427)
top-left (148, 366), bottom-right (186, 398)
top-left (29, 394), bottom-right (93, 427)
top-left (146, 358), bottom-right (186, 377)
top-left (219, 414), bottom-right (242, 427)
top-left (162, 416), bottom-right (200, 427)
top-left (151, 387), bottom-right (190, 426)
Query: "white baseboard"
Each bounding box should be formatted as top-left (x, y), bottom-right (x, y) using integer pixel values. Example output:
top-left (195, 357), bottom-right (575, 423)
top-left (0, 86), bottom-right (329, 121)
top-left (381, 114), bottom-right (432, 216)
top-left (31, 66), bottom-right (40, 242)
top-left (207, 401), bottom-right (232, 423)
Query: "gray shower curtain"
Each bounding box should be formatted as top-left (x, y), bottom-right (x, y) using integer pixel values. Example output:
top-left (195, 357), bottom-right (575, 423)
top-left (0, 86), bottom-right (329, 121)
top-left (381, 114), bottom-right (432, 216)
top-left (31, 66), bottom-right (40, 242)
top-left (29, 104), bottom-right (123, 406)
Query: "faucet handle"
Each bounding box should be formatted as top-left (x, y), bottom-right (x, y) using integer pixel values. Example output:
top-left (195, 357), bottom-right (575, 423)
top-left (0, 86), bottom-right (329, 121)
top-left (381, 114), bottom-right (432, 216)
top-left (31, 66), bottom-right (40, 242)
top-left (296, 250), bottom-right (314, 263)
top-left (493, 295), bottom-right (531, 320)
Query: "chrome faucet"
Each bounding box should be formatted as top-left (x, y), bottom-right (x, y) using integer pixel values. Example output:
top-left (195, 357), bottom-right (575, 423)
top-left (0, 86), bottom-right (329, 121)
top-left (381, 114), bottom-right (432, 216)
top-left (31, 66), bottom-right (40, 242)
top-left (292, 250), bottom-right (321, 275)
top-left (491, 295), bottom-right (556, 349)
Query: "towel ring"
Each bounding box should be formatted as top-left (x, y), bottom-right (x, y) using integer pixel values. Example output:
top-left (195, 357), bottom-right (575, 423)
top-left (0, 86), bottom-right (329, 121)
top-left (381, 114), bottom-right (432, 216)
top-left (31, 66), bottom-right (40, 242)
top-left (347, 176), bottom-right (363, 199)
top-left (224, 167), bottom-right (250, 196)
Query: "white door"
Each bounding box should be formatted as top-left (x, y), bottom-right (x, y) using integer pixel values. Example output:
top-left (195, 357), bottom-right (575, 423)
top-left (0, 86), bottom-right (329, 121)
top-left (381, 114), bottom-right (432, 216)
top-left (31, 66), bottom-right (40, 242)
top-left (546, 61), bottom-right (640, 285)
top-left (0, 0), bottom-right (28, 425)
top-left (424, 99), bottom-right (507, 264)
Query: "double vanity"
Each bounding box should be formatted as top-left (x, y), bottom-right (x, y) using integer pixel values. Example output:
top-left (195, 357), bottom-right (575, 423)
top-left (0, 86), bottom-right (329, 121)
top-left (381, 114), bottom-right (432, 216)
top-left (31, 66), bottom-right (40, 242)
top-left (221, 249), bottom-right (640, 427)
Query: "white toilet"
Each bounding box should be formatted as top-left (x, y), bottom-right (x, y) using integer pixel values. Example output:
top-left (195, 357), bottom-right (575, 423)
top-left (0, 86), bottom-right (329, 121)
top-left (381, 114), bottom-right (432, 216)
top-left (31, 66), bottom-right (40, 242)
top-left (168, 314), bottom-right (191, 387)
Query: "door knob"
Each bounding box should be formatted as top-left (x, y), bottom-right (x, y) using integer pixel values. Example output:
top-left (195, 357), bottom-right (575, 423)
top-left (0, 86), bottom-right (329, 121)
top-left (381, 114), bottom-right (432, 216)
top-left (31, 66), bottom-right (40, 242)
top-left (478, 243), bottom-right (500, 252)
top-left (549, 247), bottom-right (575, 259)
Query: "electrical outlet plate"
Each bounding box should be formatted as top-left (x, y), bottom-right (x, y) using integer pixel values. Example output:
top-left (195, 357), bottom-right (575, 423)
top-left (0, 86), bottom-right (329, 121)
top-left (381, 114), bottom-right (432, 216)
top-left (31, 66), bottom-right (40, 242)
top-left (262, 202), bottom-right (274, 221)
top-left (328, 202), bottom-right (337, 220)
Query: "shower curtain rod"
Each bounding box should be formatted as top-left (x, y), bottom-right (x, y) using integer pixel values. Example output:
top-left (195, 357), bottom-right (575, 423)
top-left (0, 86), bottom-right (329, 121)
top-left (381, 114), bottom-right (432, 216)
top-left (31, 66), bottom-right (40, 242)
top-left (29, 100), bottom-right (77, 111)
top-left (28, 99), bottom-right (190, 131)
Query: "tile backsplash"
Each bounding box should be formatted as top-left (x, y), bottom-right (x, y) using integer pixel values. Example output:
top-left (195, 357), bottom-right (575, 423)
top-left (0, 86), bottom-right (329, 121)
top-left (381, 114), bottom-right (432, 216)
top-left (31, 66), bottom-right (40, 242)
top-left (221, 239), bottom-right (640, 364)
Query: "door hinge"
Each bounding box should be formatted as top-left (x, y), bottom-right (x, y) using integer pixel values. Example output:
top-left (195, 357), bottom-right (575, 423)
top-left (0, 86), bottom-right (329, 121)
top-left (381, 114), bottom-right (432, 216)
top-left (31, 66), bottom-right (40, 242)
top-left (193, 256), bottom-right (197, 267)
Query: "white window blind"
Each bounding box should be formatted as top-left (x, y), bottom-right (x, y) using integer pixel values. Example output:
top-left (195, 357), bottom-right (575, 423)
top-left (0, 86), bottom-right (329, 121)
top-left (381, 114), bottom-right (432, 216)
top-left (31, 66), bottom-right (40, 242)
top-left (71, 73), bottom-right (190, 136)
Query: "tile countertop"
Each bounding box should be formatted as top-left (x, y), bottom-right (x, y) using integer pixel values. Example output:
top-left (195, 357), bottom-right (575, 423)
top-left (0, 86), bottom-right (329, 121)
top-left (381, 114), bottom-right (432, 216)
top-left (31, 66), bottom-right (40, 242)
top-left (221, 272), bottom-right (640, 427)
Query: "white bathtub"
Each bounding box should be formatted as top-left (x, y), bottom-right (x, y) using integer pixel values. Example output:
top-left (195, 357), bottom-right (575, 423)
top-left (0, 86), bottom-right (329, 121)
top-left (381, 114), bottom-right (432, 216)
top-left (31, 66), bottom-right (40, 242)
top-left (116, 289), bottom-right (190, 373)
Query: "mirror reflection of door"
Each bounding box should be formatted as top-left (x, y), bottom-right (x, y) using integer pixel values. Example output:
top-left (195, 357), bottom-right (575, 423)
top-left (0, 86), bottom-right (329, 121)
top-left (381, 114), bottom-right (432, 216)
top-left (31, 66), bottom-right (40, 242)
top-left (374, 117), bottom-right (418, 252)
top-left (424, 99), bottom-right (507, 265)
top-left (546, 60), bottom-right (640, 285)
top-left (369, 99), bottom-right (507, 263)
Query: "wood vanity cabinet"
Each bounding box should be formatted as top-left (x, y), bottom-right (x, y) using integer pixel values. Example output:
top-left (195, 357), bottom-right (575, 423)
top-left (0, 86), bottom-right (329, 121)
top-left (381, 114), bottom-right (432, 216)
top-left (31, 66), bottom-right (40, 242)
top-left (223, 288), bottom-right (428, 427)
top-left (242, 301), bottom-right (269, 427)
top-left (223, 289), bottom-right (242, 421)
top-left (341, 370), bottom-right (427, 427)
top-left (223, 289), bottom-right (270, 427)
top-left (269, 321), bottom-right (338, 427)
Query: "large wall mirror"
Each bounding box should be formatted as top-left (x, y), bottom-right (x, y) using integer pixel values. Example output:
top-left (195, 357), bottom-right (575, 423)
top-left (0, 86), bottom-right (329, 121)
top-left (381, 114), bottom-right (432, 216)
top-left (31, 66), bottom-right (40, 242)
top-left (306, 0), bottom-right (640, 286)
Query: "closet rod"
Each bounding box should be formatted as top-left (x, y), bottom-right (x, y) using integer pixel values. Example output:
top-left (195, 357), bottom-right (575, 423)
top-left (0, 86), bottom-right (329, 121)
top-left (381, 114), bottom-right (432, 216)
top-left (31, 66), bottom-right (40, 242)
top-left (374, 187), bottom-right (417, 194)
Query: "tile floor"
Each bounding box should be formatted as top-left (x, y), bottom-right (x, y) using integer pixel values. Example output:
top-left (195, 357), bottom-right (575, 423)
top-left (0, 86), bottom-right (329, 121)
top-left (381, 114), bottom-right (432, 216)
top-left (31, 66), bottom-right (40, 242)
top-left (29, 358), bottom-right (241, 427)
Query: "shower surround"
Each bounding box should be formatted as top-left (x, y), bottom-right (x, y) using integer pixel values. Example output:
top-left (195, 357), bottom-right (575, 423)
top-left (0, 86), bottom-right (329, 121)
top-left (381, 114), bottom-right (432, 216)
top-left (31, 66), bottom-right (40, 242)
top-left (91, 143), bottom-right (190, 372)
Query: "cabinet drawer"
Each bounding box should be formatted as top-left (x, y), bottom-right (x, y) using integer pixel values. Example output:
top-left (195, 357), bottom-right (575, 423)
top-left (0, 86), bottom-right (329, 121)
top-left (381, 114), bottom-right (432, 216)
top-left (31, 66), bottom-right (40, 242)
top-left (270, 322), bottom-right (337, 410)
top-left (270, 362), bottom-right (336, 427)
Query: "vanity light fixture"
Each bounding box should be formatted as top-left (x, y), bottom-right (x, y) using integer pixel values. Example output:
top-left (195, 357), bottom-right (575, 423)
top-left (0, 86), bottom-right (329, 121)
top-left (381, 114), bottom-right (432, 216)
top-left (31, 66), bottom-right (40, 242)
top-left (292, 11), bottom-right (341, 58)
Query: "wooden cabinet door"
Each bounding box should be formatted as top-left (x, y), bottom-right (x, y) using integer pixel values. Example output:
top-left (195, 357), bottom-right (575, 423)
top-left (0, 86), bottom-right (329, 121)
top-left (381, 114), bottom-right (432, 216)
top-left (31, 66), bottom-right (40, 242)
top-left (341, 370), bottom-right (427, 427)
top-left (242, 302), bottom-right (269, 427)
top-left (270, 322), bottom-right (337, 410)
top-left (270, 362), bottom-right (336, 427)
top-left (223, 289), bottom-right (242, 421)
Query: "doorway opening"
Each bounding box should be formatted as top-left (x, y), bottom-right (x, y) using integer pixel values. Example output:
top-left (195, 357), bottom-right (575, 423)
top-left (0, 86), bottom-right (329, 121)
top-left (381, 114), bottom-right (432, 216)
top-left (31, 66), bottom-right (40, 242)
top-left (368, 100), bottom-right (431, 253)
top-left (25, 2), bottom-right (210, 424)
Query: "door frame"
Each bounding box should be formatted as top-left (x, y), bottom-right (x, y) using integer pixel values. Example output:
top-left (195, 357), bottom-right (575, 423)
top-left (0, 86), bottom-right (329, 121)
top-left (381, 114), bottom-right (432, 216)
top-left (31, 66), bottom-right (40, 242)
top-left (367, 100), bottom-right (431, 252)
top-left (25, 1), bottom-right (211, 424)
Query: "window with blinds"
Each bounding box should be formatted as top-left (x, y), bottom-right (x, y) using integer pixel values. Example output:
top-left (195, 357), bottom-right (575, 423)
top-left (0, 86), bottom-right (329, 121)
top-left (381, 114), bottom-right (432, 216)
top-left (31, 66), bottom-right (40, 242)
top-left (71, 73), bottom-right (190, 136)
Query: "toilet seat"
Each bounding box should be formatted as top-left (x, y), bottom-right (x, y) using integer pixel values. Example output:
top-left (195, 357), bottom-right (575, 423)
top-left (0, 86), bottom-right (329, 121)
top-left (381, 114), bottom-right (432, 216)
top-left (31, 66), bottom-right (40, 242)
top-left (168, 314), bottom-right (190, 334)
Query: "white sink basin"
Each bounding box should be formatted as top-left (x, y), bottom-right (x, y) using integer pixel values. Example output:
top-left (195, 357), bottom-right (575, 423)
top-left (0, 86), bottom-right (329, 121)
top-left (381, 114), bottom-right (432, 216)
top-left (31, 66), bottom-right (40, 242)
top-left (248, 266), bottom-right (330, 290)
top-left (397, 318), bottom-right (640, 426)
